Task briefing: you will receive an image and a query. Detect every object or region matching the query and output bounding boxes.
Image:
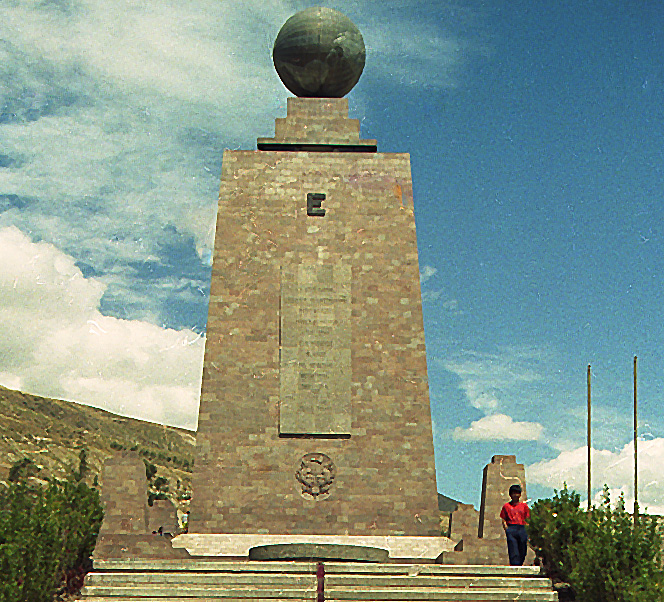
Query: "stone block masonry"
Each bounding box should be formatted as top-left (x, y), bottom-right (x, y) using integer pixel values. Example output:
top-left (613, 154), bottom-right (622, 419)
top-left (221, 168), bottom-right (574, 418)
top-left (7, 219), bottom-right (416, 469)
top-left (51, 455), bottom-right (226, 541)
top-left (94, 452), bottom-right (189, 559)
top-left (97, 451), bottom-right (149, 535)
top-left (479, 455), bottom-right (528, 541)
top-left (190, 98), bottom-right (440, 536)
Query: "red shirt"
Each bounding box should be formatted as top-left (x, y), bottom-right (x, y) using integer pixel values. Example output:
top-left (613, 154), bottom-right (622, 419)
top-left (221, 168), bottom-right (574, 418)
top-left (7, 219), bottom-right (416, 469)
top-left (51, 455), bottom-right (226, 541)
top-left (500, 501), bottom-right (530, 525)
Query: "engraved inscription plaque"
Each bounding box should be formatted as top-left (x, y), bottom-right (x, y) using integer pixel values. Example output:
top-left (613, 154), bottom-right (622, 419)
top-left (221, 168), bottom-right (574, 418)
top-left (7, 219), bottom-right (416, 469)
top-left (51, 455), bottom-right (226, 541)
top-left (280, 264), bottom-right (351, 435)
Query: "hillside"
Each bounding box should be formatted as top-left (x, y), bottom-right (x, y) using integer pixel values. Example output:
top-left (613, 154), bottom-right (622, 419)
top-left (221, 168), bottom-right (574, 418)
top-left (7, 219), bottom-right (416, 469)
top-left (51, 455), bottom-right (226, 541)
top-left (0, 385), bottom-right (196, 511)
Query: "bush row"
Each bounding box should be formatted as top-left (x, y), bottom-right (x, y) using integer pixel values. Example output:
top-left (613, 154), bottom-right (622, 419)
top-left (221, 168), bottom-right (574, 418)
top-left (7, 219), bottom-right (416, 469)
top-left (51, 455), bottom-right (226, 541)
top-left (529, 485), bottom-right (664, 602)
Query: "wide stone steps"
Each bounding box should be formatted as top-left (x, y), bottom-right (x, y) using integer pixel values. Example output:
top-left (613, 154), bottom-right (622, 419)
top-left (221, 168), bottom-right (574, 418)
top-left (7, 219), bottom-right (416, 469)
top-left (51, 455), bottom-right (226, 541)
top-left (79, 560), bottom-right (557, 602)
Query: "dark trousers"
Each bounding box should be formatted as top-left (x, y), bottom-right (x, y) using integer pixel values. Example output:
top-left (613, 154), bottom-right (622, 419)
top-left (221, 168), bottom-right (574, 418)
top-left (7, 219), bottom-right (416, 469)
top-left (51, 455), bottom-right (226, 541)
top-left (505, 524), bottom-right (528, 566)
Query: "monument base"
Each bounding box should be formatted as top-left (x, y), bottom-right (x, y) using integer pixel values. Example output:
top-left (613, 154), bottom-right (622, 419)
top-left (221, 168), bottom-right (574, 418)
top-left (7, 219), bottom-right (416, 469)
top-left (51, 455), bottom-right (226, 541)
top-left (249, 543), bottom-right (389, 562)
top-left (171, 534), bottom-right (457, 562)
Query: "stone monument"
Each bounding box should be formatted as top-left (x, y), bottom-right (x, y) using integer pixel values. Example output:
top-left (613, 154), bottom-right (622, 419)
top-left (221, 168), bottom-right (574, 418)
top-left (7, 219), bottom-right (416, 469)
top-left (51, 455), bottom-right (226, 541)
top-left (185, 7), bottom-right (445, 554)
top-left (84, 17), bottom-right (549, 598)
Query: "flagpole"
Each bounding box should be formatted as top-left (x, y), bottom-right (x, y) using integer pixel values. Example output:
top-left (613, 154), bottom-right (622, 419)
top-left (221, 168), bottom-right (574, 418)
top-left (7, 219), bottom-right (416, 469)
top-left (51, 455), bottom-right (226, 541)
top-left (634, 356), bottom-right (638, 521)
top-left (587, 364), bottom-right (591, 511)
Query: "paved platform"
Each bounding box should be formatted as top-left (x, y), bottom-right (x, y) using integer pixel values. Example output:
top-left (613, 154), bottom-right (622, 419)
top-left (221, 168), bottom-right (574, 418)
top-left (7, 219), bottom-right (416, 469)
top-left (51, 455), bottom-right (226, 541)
top-left (171, 534), bottom-right (458, 561)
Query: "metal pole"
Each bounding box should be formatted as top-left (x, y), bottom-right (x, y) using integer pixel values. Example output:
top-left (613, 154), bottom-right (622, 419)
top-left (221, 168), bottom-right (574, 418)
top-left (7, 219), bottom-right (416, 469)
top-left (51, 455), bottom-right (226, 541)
top-left (634, 356), bottom-right (638, 521)
top-left (587, 364), bottom-right (592, 511)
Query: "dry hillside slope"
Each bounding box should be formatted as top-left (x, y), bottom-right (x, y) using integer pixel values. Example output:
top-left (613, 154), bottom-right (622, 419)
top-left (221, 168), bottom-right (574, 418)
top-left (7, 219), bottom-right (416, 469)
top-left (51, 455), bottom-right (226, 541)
top-left (0, 385), bottom-right (195, 511)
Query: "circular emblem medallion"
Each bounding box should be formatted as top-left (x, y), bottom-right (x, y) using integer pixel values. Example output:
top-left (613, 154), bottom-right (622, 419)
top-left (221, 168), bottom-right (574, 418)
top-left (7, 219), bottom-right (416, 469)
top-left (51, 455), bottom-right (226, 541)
top-left (295, 453), bottom-right (336, 499)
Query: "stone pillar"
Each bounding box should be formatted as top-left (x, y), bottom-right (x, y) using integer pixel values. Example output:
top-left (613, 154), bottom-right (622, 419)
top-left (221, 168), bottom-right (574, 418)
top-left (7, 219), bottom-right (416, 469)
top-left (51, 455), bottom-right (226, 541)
top-left (444, 455), bottom-right (534, 565)
top-left (478, 455), bottom-right (527, 540)
top-left (190, 97), bottom-right (440, 536)
top-left (449, 503), bottom-right (480, 547)
top-left (94, 452), bottom-right (189, 559)
top-left (98, 452), bottom-right (148, 535)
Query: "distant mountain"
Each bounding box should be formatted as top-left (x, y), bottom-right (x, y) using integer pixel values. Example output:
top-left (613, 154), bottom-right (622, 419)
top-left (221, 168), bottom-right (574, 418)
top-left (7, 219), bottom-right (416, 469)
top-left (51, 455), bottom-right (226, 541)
top-left (0, 386), bottom-right (195, 511)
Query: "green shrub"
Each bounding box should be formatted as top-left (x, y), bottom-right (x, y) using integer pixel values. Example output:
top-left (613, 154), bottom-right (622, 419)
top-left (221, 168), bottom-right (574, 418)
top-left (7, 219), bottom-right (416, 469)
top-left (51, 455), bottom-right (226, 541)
top-left (7, 457), bottom-right (41, 482)
top-left (147, 491), bottom-right (169, 507)
top-left (153, 476), bottom-right (169, 492)
top-left (52, 475), bottom-right (104, 593)
top-left (528, 484), bottom-right (587, 583)
top-left (0, 481), bottom-right (62, 602)
top-left (0, 458), bottom-right (104, 602)
top-left (569, 488), bottom-right (663, 602)
top-left (147, 473), bottom-right (170, 507)
top-left (529, 485), bottom-right (664, 602)
top-left (144, 460), bottom-right (158, 480)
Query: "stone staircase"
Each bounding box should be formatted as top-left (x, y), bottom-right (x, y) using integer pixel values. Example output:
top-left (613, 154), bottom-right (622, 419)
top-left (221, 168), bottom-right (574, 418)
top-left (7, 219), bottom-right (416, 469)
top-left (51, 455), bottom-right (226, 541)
top-left (79, 559), bottom-right (557, 601)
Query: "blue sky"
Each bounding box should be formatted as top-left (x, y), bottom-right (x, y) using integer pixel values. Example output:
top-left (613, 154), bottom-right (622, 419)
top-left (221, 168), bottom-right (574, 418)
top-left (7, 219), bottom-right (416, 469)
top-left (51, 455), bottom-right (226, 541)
top-left (1, 0), bottom-right (663, 511)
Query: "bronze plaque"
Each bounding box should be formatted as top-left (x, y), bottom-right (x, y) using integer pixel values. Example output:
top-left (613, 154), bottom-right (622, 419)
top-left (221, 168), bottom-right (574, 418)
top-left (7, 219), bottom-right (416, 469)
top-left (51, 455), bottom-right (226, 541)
top-left (280, 263), bottom-right (351, 435)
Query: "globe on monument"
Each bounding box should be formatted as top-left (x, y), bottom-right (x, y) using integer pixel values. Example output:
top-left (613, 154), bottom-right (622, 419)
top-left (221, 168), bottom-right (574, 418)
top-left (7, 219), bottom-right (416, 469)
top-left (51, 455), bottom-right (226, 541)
top-left (273, 7), bottom-right (365, 98)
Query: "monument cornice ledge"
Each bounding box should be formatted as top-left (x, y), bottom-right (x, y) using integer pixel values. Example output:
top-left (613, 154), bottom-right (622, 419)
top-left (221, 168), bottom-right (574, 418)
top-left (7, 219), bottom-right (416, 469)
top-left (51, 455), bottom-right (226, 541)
top-left (172, 534), bottom-right (458, 561)
top-left (256, 141), bottom-right (378, 152)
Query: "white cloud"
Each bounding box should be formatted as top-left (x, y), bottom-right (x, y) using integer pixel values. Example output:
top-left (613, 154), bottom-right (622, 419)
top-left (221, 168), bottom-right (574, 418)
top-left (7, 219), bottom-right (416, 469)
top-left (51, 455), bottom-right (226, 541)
top-left (0, 105), bottom-right (220, 260)
top-left (0, 226), bottom-right (204, 429)
top-left (421, 290), bottom-right (443, 302)
top-left (418, 266), bottom-right (464, 310)
top-left (453, 413), bottom-right (544, 441)
top-left (420, 265), bottom-right (437, 284)
top-left (442, 299), bottom-right (460, 312)
top-left (0, 0), bottom-right (293, 318)
top-left (1, 0), bottom-right (287, 110)
top-left (527, 439), bottom-right (664, 514)
top-left (443, 348), bottom-right (544, 413)
top-left (366, 19), bottom-right (464, 89)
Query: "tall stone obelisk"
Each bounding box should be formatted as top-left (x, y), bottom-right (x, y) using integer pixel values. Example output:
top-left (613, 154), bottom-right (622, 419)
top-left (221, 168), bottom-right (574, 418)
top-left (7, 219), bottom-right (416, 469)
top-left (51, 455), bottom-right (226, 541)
top-left (190, 7), bottom-right (440, 537)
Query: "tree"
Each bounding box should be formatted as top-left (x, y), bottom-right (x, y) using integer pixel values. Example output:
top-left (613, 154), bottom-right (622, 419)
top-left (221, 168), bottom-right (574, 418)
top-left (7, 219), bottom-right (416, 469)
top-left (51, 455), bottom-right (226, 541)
top-left (73, 447), bottom-right (90, 482)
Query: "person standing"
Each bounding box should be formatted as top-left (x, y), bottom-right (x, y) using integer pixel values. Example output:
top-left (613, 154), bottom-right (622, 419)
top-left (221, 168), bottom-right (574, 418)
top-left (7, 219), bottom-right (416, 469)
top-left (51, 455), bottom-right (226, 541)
top-left (500, 484), bottom-right (530, 566)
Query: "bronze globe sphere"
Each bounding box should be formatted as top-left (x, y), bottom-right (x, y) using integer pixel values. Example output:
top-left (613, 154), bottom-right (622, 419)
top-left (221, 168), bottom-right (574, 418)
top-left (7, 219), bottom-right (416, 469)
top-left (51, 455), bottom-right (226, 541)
top-left (273, 7), bottom-right (365, 98)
